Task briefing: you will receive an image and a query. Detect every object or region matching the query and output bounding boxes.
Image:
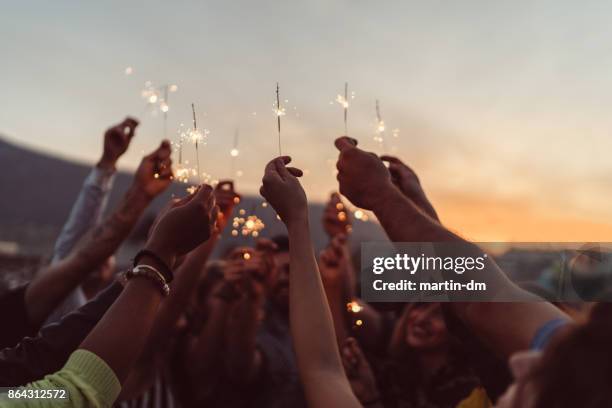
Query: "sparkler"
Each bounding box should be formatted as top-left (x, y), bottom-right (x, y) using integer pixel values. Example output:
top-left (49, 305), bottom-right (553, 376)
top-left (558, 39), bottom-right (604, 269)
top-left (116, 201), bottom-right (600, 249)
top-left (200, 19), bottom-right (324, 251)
top-left (230, 128), bottom-right (240, 177)
top-left (231, 208), bottom-right (265, 238)
top-left (335, 82), bottom-right (353, 134)
top-left (274, 83), bottom-right (286, 156)
top-left (374, 99), bottom-right (386, 151)
top-left (191, 103), bottom-right (202, 182)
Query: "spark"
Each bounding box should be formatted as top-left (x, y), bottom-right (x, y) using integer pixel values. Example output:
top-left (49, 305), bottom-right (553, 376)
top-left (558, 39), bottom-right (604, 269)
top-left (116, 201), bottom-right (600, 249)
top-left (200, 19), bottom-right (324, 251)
top-left (274, 83), bottom-right (285, 155)
top-left (374, 99), bottom-right (386, 147)
top-left (347, 300), bottom-right (363, 313)
top-left (125, 66), bottom-right (133, 75)
top-left (335, 82), bottom-right (352, 134)
top-left (231, 213), bottom-right (265, 238)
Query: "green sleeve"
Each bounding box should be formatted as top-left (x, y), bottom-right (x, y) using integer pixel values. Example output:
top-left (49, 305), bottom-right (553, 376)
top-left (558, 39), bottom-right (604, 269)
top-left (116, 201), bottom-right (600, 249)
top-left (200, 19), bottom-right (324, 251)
top-left (1, 349), bottom-right (121, 408)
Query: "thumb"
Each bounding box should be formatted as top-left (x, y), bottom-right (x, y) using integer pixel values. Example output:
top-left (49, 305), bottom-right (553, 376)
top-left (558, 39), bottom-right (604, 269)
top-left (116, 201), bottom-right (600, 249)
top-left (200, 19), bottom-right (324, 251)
top-left (334, 136), bottom-right (358, 152)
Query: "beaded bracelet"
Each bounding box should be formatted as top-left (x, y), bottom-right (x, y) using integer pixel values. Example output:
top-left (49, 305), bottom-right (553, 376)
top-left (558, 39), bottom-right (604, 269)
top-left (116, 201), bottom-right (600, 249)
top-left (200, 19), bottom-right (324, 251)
top-left (125, 265), bottom-right (170, 296)
top-left (133, 249), bottom-right (174, 283)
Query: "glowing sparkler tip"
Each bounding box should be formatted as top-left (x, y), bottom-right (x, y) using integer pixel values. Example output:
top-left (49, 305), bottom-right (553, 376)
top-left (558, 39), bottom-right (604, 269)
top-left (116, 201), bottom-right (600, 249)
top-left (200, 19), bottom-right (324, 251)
top-left (230, 148), bottom-right (239, 157)
top-left (347, 301), bottom-right (363, 313)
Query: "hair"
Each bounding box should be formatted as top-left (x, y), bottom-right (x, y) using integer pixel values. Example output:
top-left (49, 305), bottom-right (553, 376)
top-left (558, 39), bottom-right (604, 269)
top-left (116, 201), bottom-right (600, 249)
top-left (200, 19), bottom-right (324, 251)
top-left (530, 303), bottom-right (612, 408)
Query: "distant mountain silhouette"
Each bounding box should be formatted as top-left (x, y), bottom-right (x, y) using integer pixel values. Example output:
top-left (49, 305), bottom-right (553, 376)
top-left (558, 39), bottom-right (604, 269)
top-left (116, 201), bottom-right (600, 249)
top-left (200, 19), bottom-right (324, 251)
top-left (0, 136), bottom-right (386, 258)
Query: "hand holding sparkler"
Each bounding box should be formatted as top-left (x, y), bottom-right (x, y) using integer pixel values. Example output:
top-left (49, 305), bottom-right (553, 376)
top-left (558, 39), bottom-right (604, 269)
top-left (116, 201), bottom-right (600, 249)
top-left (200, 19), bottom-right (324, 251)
top-left (318, 233), bottom-right (351, 289)
top-left (134, 140), bottom-right (174, 199)
top-left (98, 117), bottom-right (139, 170)
top-left (322, 192), bottom-right (352, 238)
top-left (380, 155), bottom-right (439, 221)
top-left (259, 156), bottom-right (306, 226)
top-left (146, 184), bottom-right (219, 266)
top-left (223, 247), bottom-right (268, 298)
top-left (335, 137), bottom-right (394, 211)
top-left (214, 180), bottom-right (241, 231)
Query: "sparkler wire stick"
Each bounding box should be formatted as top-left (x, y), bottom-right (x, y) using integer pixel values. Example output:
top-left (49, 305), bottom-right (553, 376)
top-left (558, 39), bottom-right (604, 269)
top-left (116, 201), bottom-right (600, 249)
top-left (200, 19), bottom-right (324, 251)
top-left (163, 85), bottom-right (169, 140)
top-left (344, 82), bottom-right (348, 135)
top-left (231, 128), bottom-right (239, 177)
top-left (375, 99), bottom-right (387, 153)
top-left (276, 83), bottom-right (282, 156)
top-left (192, 103), bottom-right (201, 182)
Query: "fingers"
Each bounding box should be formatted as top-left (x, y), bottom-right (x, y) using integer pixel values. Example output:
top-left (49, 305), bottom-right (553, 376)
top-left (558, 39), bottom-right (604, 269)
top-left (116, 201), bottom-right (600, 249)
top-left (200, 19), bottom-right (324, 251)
top-left (341, 337), bottom-right (359, 367)
top-left (216, 180), bottom-right (234, 192)
top-left (334, 136), bottom-right (358, 152)
top-left (286, 167), bottom-right (303, 177)
top-left (380, 155), bottom-right (402, 165)
top-left (120, 117), bottom-right (139, 138)
top-left (347, 337), bottom-right (365, 361)
top-left (274, 156), bottom-right (292, 179)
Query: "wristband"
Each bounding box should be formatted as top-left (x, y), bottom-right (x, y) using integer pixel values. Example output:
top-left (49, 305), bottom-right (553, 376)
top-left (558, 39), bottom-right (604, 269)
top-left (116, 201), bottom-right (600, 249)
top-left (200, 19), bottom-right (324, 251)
top-left (133, 249), bottom-right (173, 283)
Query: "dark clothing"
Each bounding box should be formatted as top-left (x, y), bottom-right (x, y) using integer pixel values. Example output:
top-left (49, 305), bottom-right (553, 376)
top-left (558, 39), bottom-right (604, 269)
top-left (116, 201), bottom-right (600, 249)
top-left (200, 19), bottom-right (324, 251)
top-left (253, 305), bottom-right (306, 408)
top-left (0, 281), bottom-right (122, 386)
top-left (376, 355), bottom-right (482, 408)
top-left (441, 306), bottom-right (512, 402)
top-left (174, 303), bottom-right (306, 408)
top-left (0, 285), bottom-right (38, 350)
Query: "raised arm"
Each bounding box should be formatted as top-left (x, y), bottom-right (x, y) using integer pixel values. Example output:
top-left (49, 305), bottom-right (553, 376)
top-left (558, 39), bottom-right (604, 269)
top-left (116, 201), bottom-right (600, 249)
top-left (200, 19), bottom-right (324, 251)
top-left (45, 118), bottom-right (137, 322)
top-left (260, 156), bottom-right (361, 408)
top-left (78, 184), bottom-right (218, 383)
top-left (334, 137), bottom-right (568, 357)
top-left (24, 140), bottom-right (173, 329)
top-left (14, 185), bottom-right (218, 408)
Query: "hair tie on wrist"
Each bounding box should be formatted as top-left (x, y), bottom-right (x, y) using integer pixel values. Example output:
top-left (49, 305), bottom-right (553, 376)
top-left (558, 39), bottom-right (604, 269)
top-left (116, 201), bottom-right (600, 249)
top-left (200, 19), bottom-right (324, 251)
top-left (133, 249), bottom-right (173, 283)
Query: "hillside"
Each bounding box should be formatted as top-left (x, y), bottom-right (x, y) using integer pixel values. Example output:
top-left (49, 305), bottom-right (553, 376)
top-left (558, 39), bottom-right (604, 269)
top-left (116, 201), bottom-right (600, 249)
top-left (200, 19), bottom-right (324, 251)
top-left (0, 136), bottom-right (386, 259)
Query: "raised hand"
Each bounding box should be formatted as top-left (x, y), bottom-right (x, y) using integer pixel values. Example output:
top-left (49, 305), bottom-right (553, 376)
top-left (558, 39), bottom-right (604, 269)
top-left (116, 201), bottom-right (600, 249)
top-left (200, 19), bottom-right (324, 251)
top-left (341, 337), bottom-right (381, 405)
top-left (98, 117), bottom-right (139, 169)
top-left (223, 248), bottom-right (267, 299)
top-left (145, 184), bottom-right (219, 266)
top-left (380, 155), bottom-right (439, 221)
top-left (134, 140), bottom-right (174, 198)
top-left (322, 192), bottom-right (352, 238)
top-left (214, 180), bottom-right (241, 231)
top-left (319, 233), bottom-right (351, 289)
top-left (259, 156), bottom-right (306, 226)
top-left (334, 137), bottom-right (395, 210)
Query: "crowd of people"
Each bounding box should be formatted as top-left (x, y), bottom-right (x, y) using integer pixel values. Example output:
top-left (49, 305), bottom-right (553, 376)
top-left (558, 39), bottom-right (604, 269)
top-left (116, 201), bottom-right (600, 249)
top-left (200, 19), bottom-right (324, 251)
top-left (0, 117), bottom-right (610, 407)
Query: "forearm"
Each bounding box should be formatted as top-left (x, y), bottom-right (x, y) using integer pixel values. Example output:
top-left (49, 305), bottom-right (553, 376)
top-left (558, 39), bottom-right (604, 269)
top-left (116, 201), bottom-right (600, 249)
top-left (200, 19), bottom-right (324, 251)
top-left (25, 186), bottom-right (151, 327)
top-left (52, 166), bottom-right (116, 262)
top-left (79, 277), bottom-right (163, 383)
top-left (323, 282), bottom-right (350, 347)
top-left (287, 217), bottom-right (347, 382)
top-left (187, 302), bottom-right (230, 380)
top-left (373, 187), bottom-right (567, 356)
top-left (143, 236), bottom-right (218, 356)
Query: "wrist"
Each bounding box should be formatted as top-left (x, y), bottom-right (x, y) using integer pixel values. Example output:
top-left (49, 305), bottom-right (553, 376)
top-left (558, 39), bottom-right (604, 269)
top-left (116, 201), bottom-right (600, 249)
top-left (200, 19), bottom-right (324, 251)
top-left (142, 242), bottom-right (176, 270)
top-left (97, 156), bottom-right (117, 171)
top-left (129, 183), bottom-right (156, 204)
top-left (371, 183), bottom-right (403, 214)
top-left (285, 210), bottom-right (309, 230)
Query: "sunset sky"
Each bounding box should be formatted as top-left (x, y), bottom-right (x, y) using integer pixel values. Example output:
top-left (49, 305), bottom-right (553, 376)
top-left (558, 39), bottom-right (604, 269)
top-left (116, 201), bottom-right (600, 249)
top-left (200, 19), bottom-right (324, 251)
top-left (2, 0), bottom-right (612, 241)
